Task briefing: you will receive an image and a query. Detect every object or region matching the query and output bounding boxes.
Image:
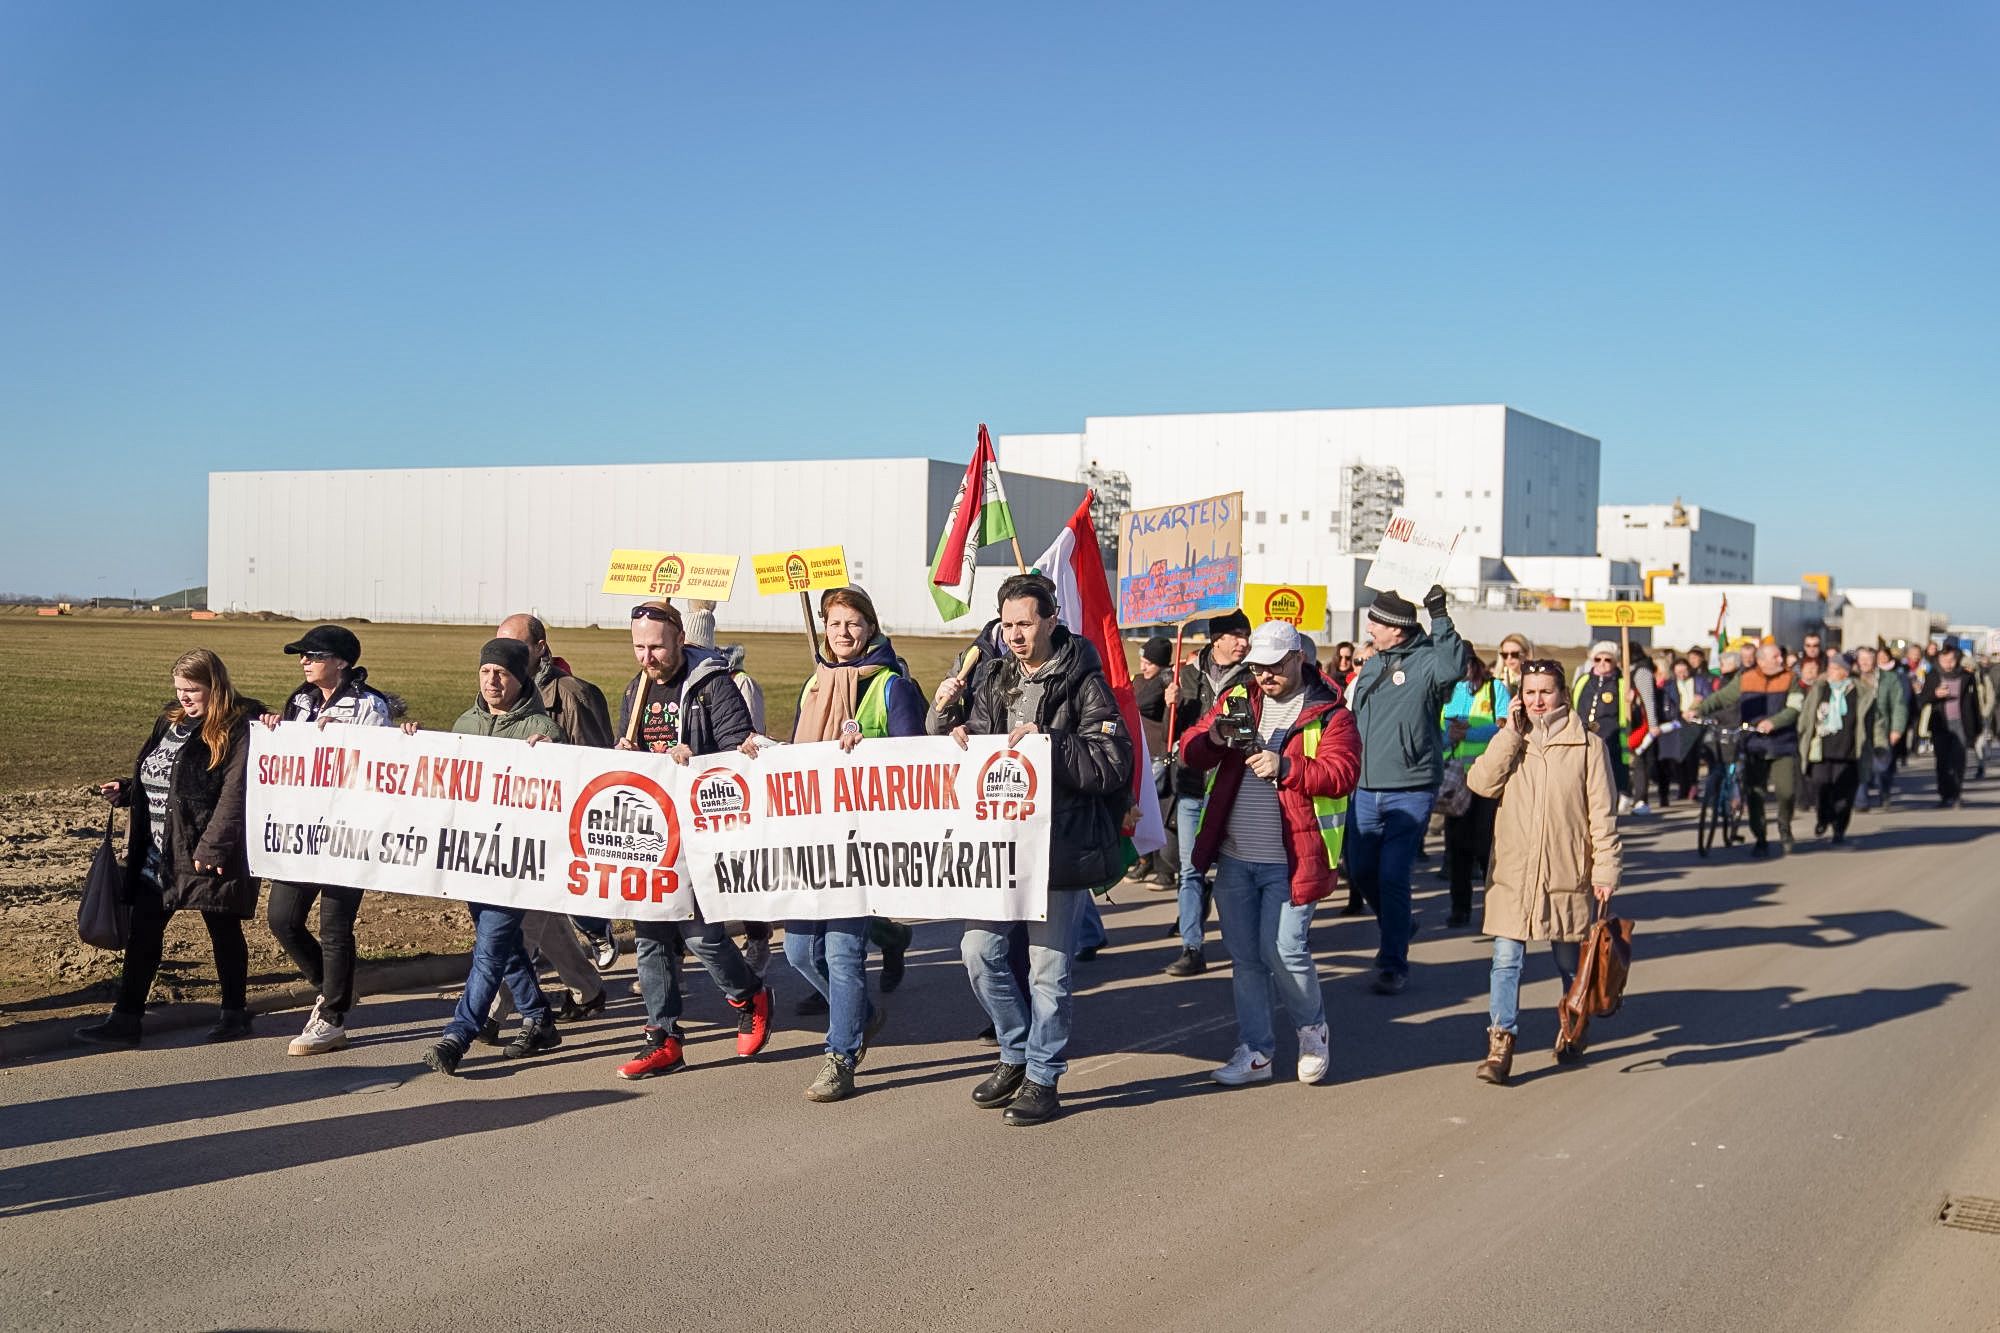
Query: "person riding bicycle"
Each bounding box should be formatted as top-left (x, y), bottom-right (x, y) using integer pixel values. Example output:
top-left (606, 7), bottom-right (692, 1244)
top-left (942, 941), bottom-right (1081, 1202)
top-left (1688, 641), bottom-right (1801, 858)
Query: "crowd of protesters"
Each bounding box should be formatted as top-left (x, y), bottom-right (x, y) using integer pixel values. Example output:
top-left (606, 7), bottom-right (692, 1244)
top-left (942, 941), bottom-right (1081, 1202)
top-left (74, 582), bottom-right (1988, 1120)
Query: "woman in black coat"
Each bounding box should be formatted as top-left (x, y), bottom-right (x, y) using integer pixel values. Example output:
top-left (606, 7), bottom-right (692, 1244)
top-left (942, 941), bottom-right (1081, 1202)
top-left (76, 649), bottom-right (265, 1047)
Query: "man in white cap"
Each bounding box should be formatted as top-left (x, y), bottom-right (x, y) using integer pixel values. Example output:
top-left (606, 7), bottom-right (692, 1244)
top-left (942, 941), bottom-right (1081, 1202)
top-left (1180, 623), bottom-right (1360, 1085)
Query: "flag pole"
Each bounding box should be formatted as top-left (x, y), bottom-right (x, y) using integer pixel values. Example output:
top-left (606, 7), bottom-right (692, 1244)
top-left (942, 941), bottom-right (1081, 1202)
top-left (1010, 534), bottom-right (1028, 574)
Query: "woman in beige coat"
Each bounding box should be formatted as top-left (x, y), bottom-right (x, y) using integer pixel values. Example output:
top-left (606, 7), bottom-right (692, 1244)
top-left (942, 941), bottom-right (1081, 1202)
top-left (1465, 659), bottom-right (1623, 1084)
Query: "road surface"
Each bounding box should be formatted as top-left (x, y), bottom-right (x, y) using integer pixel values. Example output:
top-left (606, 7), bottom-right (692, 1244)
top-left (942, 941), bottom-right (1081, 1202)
top-left (3, 768), bottom-right (1996, 1332)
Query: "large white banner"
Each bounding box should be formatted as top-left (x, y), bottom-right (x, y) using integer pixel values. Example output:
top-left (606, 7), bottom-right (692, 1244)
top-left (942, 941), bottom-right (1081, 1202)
top-left (246, 724), bottom-right (1052, 922)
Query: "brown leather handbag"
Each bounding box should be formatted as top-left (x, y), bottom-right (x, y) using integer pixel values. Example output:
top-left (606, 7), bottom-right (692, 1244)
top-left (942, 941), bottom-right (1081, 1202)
top-left (1557, 912), bottom-right (1634, 1052)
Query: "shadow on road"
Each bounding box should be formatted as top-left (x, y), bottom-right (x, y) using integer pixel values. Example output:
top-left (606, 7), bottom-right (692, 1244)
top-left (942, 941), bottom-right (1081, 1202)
top-left (0, 1090), bottom-right (635, 1216)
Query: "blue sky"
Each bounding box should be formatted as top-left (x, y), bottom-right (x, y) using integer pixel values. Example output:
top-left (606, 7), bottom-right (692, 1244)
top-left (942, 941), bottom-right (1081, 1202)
top-left (3, 4), bottom-right (1994, 619)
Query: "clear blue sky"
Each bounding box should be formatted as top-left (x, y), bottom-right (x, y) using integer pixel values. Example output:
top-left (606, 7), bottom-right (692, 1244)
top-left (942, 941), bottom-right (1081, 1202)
top-left (3, 4), bottom-right (1994, 619)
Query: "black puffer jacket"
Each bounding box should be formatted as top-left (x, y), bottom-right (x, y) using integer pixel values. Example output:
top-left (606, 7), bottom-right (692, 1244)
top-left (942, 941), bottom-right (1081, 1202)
top-left (115, 700), bottom-right (267, 917)
top-left (962, 627), bottom-right (1134, 891)
top-left (617, 645), bottom-right (756, 756)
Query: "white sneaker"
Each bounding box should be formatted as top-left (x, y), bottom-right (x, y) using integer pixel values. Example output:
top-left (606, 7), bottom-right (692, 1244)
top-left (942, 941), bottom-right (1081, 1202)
top-left (1297, 1022), bottom-right (1331, 1085)
top-left (1616, 795), bottom-right (1635, 816)
top-left (1631, 801), bottom-right (1652, 816)
top-left (742, 936), bottom-right (771, 979)
top-left (1211, 1044), bottom-right (1274, 1086)
top-left (286, 999), bottom-right (349, 1056)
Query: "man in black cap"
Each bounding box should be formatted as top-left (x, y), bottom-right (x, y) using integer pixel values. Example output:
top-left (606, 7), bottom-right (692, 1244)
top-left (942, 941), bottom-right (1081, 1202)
top-left (1130, 635), bottom-right (1178, 887)
top-left (262, 624), bottom-right (400, 1057)
top-left (1161, 610), bottom-right (1253, 976)
top-left (1346, 585), bottom-right (1470, 994)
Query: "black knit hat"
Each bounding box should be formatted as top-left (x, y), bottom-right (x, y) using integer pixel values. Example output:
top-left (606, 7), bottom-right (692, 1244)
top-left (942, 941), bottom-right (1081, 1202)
top-left (1366, 591), bottom-right (1419, 630)
top-left (479, 637), bottom-right (536, 693)
top-left (1207, 609), bottom-right (1252, 640)
top-left (283, 624), bottom-right (362, 665)
top-left (1141, 635), bottom-right (1174, 667)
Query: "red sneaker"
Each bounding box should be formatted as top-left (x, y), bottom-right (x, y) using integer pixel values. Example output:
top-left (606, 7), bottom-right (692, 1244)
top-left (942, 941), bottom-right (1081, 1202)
top-left (616, 1029), bottom-right (684, 1080)
top-left (730, 987), bottom-right (772, 1058)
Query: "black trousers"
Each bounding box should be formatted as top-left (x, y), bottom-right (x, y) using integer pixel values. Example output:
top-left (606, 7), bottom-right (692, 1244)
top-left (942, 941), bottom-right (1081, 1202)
top-left (1810, 760), bottom-right (1860, 839)
top-left (267, 880), bottom-right (364, 1018)
top-left (1934, 731), bottom-right (1968, 803)
top-left (117, 893), bottom-right (249, 1014)
top-left (1442, 795), bottom-right (1496, 918)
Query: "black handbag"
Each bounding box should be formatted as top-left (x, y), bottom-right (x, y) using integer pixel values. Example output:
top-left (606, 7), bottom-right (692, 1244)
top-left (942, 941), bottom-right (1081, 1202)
top-left (78, 822), bottom-right (131, 950)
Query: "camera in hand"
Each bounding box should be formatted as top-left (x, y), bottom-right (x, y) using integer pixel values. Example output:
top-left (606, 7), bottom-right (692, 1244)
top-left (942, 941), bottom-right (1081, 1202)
top-left (1214, 692), bottom-right (1260, 753)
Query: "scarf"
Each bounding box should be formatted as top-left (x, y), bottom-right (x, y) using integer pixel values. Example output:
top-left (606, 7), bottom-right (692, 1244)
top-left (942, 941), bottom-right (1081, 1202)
top-left (794, 644), bottom-right (890, 743)
top-left (1817, 678), bottom-right (1853, 737)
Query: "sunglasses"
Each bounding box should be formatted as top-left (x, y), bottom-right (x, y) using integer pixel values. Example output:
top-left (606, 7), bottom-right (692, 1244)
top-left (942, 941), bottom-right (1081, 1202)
top-left (299, 651), bottom-right (339, 664)
top-left (1497, 649), bottom-right (1524, 659)
top-left (630, 606), bottom-right (678, 623)
top-left (1247, 659), bottom-right (1292, 676)
top-left (1521, 659), bottom-right (1567, 679)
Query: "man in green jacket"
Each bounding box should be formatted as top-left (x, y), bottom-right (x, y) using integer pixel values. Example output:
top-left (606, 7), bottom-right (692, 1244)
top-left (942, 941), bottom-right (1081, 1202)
top-left (422, 638), bottom-right (566, 1076)
top-left (1852, 645), bottom-right (1907, 811)
top-left (1346, 585), bottom-right (1470, 994)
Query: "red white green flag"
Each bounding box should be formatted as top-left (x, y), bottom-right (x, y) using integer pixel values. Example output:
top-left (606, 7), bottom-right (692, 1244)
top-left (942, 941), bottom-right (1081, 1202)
top-left (929, 424), bottom-right (1017, 620)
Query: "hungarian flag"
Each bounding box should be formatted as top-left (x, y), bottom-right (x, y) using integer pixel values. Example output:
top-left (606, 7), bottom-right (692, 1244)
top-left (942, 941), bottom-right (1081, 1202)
top-left (928, 424), bottom-right (1017, 620)
top-left (1033, 492), bottom-right (1168, 859)
top-left (1711, 594), bottom-right (1730, 664)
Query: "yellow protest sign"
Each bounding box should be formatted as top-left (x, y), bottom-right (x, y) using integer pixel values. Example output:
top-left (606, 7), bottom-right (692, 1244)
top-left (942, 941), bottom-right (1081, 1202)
top-left (602, 549), bottom-right (740, 599)
top-left (1241, 582), bottom-right (1327, 631)
top-left (1584, 600), bottom-right (1665, 628)
top-left (752, 545), bottom-right (850, 595)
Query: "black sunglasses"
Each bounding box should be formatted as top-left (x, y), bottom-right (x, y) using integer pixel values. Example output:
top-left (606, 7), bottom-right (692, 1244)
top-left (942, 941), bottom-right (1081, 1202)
top-left (630, 605), bottom-right (676, 623)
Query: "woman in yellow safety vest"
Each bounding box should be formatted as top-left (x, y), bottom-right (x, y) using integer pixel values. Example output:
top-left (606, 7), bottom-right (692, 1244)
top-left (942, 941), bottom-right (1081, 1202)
top-left (1439, 653), bottom-right (1513, 928)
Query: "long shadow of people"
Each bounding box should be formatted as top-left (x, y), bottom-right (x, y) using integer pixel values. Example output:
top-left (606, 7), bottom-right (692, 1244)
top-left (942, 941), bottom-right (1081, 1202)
top-left (0, 1090), bottom-right (636, 1217)
top-left (1605, 981), bottom-right (1967, 1072)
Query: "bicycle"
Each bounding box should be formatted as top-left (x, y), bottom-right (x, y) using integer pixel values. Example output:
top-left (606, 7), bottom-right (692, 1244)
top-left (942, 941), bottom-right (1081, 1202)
top-left (1682, 720), bottom-right (1755, 857)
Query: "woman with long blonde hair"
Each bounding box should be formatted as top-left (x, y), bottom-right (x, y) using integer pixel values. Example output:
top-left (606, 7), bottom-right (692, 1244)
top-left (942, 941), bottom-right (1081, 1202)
top-left (77, 649), bottom-right (268, 1047)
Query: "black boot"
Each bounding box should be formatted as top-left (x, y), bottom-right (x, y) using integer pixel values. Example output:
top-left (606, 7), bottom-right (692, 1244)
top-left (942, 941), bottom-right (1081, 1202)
top-left (207, 1009), bottom-right (254, 1042)
top-left (971, 1060), bottom-right (1026, 1108)
top-left (75, 1011), bottom-right (143, 1047)
top-left (1003, 1081), bottom-right (1060, 1126)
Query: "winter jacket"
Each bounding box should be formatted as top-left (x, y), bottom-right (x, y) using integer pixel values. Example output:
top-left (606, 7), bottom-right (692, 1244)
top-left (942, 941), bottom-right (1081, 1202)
top-left (1692, 668), bottom-right (1800, 759)
top-left (1799, 678), bottom-right (1868, 764)
top-left (928, 618), bottom-right (1005, 736)
top-left (1914, 664), bottom-right (1984, 741)
top-left (1467, 706), bottom-right (1622, 944)
top-left (1170, 647), bottom-right (1252, 797)
top-left (618, 644), bottom-right (757, 756)
top-left (1857, 668), bottom-right (1908, 752)
top-left (1346, 614), bottom-right (1472, 791)
top-left (1180, 665), bottom-right (1362, 906)
top-left (535, 656), bottom-right (614, 748)
top-left (280, 668), bottom-right (396, 728)
top-left (794, 637), bottom-right (928, 741)
top-left (961, 626), bottom-right (1134, 891)
top-left (453, 690), bottom-right (564, 742)
top-left (116, 699), bottom-right (268, 917)
top-left (1440, 677), bottom-right (1512, 763)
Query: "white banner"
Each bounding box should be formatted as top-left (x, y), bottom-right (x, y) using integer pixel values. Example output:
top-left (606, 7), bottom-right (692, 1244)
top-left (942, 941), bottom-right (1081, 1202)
top-left (246, 725), bottom-right (1053, 922)
top-left (685, 734), bottom-right (1052, 922)
top-left (1364, 509), bottom-right (1463, 597)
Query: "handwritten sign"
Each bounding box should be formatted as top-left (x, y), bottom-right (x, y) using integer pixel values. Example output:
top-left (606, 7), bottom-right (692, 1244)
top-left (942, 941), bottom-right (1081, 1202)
top-left (1363, 510), bottom-right (1462, 597)
top-left (1584, 600), bottom-right (1666, 628)
top-left (1116, 492), bottom-right (1243, 627)
top-left (1242, 582), bottom-right (1327, 632)
top-left (602, 549), bottom-right (740, 599)
top-left (752, 545), bottom-right (850, 595)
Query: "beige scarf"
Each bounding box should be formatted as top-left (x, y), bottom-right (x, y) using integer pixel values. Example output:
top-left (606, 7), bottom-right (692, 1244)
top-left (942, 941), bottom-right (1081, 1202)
top-left (795, 660), bottom-right (888, 742)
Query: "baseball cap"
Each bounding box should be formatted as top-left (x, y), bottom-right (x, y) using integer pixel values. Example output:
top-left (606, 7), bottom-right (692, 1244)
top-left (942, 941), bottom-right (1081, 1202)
top-left (1245, 621), bottom-right (1304, 667)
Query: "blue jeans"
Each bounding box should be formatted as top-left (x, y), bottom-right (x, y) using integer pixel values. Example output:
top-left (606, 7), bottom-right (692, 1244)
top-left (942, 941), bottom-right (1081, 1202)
top-left (634, 918), bottom-right (759, 1034)
top-left (1487, 936), bottom-right (1581, 1034)
top-left (784, 917), bottom-right (873, 1060)
top-left (1345, 787), bottom-right (1436, 977)
top-left (962, 888), bottom-right (1088, 1087)
top-left (1075, 894), bottom-right (1108, 952)
top-left (445, 905), bottom-right (548, 1048)
top-left (1211, 853), bottom-right (1325, 1055)
top-left (1175, 794), bottom-right (1212, 950)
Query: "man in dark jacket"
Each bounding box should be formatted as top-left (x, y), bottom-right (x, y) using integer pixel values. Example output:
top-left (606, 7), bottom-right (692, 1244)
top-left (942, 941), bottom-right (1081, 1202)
top-left (1914, 641), bottom-right (1983, 807)
top-left (610, 599), bottom-right (774, 1079)
top-left (1131, 635), bottom-right (1177, 886)
top-left (1690, 640), bottom-right (1801, 855)
top-left (498, 613), bottom-right (614, 748)
top-left (948, 574), bottom-right (1133, 1126)
top-left (1161, 609), bottom-right (1252, 976)
top-left (1346, 586), bottom-right (1470, 995)
top-left (1181, 622), bottom-right (1360, 1086)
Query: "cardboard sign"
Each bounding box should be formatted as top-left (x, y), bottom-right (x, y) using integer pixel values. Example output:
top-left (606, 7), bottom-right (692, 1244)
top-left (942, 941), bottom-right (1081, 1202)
top-left (1364, 510), bottom-right (1462, 597)
top-left (602, 549), bottom-right (740, 599)
top-left (1242, 582), bottom-right (1327, 632)
top-left (1116, 492), bottom-right (1243, 627)
top-left (751, 545), bottom-right (850, 595)
top-left (1584, 600), bottom-right (1666, 628)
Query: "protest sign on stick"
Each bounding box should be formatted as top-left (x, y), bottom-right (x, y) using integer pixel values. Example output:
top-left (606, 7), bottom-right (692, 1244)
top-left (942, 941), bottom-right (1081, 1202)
top-left (1116, 492), bottom-right (1243, 629)
top-left (1363, 510), bottom-right (1462, 597)
top-left (752, 544), bottom-right (851, 662)
top-left (602, 549), bottom-right (739, 599)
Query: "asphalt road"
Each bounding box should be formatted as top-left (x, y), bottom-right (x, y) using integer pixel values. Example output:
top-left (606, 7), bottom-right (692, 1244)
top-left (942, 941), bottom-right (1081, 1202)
top-left (3, 764), bottom-right (1997, 1333)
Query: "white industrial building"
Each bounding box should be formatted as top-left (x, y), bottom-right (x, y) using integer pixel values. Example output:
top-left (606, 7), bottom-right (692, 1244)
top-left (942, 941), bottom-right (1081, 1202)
top-left (208, 459), bottom-right (1086, 636)
top-left (999, 404), bottom-right (1602, 637)
top-left (1596, 502), bottom-right (1756, 584)
top-left (1655, 583), bottom-right (1828, 654)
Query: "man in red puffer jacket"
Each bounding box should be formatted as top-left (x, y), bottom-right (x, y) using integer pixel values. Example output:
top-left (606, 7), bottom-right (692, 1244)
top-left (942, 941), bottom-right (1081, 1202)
top-left (1182, 622), bottom-right (1362, 1088)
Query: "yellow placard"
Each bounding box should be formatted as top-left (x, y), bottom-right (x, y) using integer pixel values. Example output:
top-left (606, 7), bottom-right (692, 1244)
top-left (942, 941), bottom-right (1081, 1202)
top-left (602, 549), bottom-right (740, 599)
top-left (751, 545), bottom-right (850, 595)
top-left (1241, 582), bottom-right (1327, 631)
top-left (1584, 600), bottom-right (1666, 628)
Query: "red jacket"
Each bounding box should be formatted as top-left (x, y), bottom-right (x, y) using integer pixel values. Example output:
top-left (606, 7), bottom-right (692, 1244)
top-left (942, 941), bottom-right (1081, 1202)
top-left (1181, 667), bottom-right (1362, 906)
